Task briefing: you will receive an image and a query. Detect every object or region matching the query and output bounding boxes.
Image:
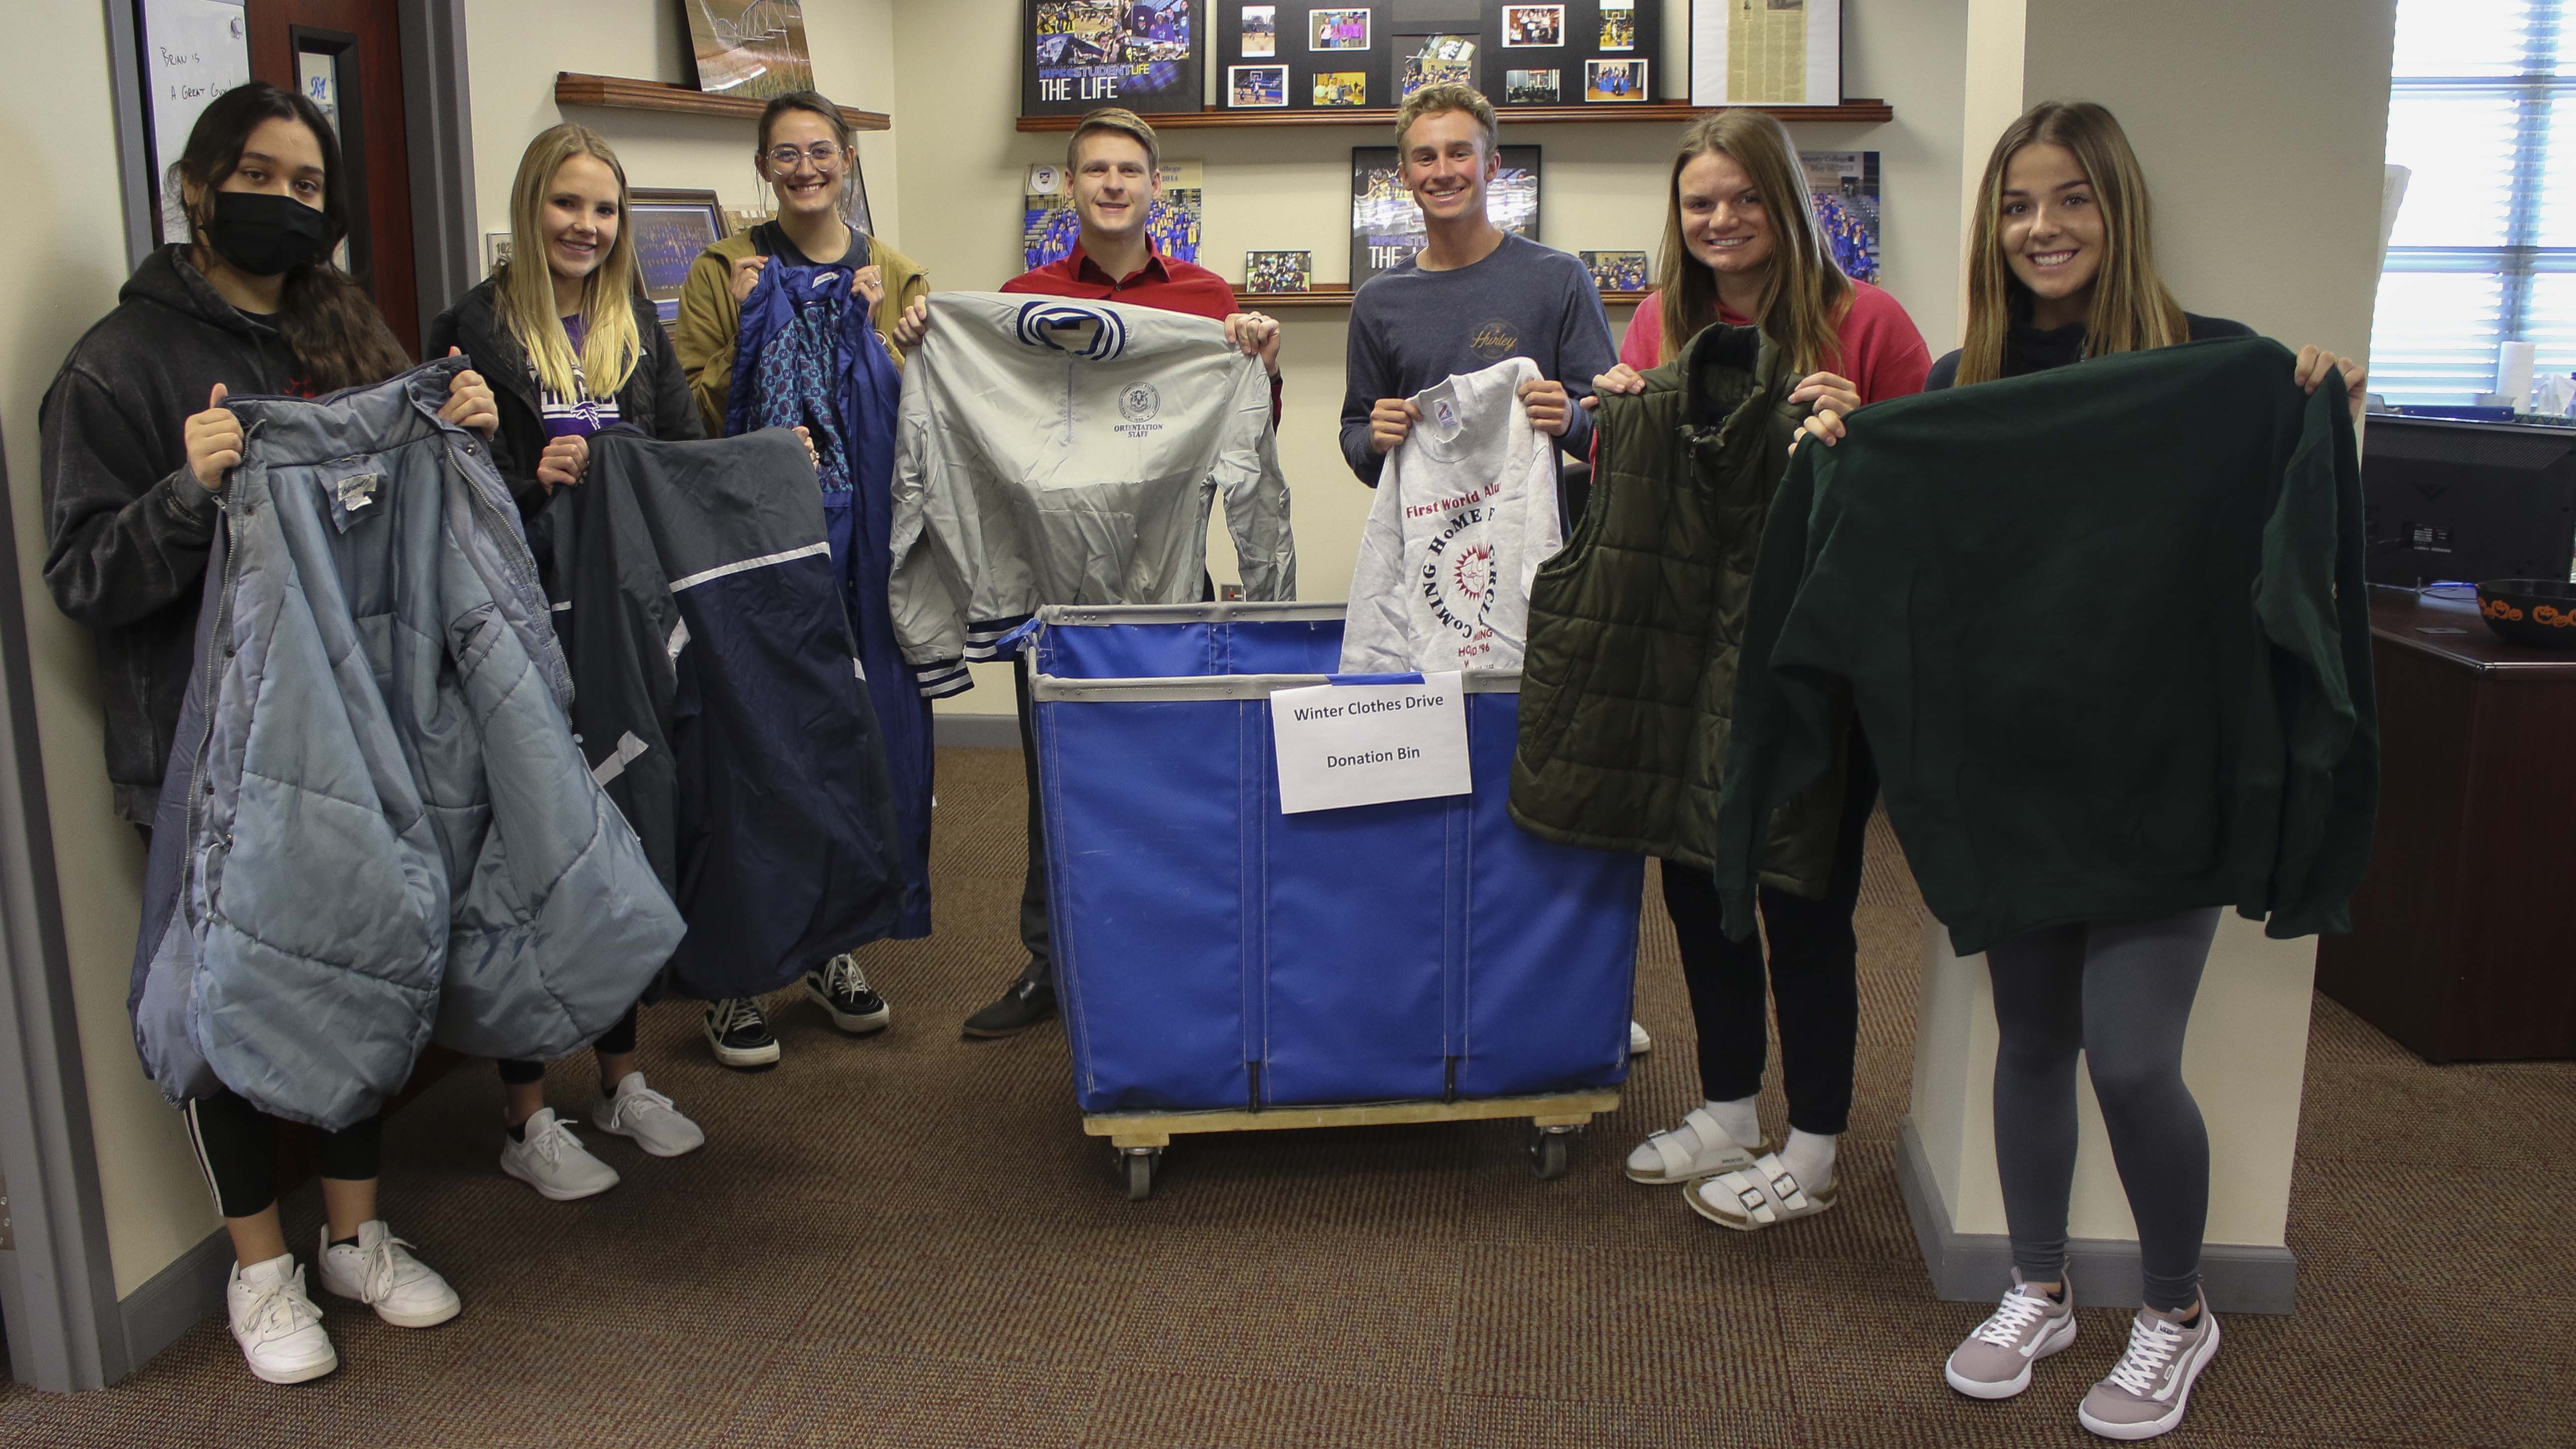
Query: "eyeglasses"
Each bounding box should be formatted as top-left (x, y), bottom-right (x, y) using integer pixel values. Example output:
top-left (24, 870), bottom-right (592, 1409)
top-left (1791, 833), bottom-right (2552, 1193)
top-left (765, 142), bottom-right (844, 171)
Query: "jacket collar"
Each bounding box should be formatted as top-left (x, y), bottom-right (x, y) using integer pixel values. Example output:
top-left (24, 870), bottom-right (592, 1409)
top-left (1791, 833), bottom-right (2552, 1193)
top-left (1068, 242), bottom-right (1169, 290)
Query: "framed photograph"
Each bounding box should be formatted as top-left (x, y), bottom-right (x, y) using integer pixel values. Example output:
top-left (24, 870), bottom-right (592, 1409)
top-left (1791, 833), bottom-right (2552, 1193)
top-left (1584, 57), bottom-right (1647, 100)
top-left (1580, 249), bottom-right (1649, 292)
top-left (1024, 0), bottom-right (1204, 117)
top-left (1313, 69), bottom-right (1367, 105)
top-left (1500, 4), bottom-right (1563, 47)
top-left (683, 0), bottom-right (817, 101)
top-left (626, 188), bottom-right (729, 330)
top-left (1598, 0), bottom-right (1635, 50)
top-left (1503, 67), bottom-right (1558, 103)
top-left (1399, 32), bottom-right (1477, 100)
top-left (1351, 143), bottom-right (1540, 290)
top-left (1690, 0), bottom-right (1841, 106)
top-left (1309, 6), bottom-right (1369, 49)
top-left (1246, 249), bottom-right (1313, 294)
top-left (1802, 149), bottom-right (1882, 283)
top-left (1228, 62), bottom-right (1289, 106)
top-left (1243, 2), bottom-right (1277, 55)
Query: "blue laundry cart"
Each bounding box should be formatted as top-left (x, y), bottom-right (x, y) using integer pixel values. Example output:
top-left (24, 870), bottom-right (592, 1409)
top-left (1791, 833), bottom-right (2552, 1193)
top-left (1025, 603), bottom-right (1646, 1198)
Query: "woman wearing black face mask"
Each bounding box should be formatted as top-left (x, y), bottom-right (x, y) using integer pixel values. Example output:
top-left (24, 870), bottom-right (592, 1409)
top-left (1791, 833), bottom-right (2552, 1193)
top-left (37, 80), bottom-right (496, 1387)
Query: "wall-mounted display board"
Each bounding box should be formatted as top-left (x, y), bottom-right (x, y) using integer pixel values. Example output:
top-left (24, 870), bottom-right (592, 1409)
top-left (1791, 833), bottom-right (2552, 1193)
top-left (1689, 0), bottom-right (1839, 106)
top-left (1025, 0), bottom-right (1204, 116)
top-left (1483, 1), bottom-right (1661, 107)
top-left (1351, 143), bottom-right (1538, 287)
top-left (1220, 3), bottom-right (1393, 111)
top-left (138, 0), bottom-right (253, 245)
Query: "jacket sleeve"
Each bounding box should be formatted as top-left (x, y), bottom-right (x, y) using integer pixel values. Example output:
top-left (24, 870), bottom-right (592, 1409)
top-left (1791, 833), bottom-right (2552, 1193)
top-left (1555, 264), bottom-right (1617, 467)
top-left (641, 312), bottom-right (706, 442)
top-left (886, 366), bottom-right (974, 699)
top-left (38, 363), bottom-right (222, 630)
top-left (1706, 444), bottom-right (1837, 940)
top-left (1221, 369), bottom-right (1297, 602)
top-left (2255, 370), bottom-right (2379, 938)
top-left (1340, 302), bottom-right (1393, 488)
top-left (868, 239), bottom-right (930, 369)
top-left (673, 250), bottom-right (739, 437)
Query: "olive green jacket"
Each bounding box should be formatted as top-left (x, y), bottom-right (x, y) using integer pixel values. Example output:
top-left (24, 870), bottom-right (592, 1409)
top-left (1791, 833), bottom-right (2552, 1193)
top-left (673, 227), bottom-right (928, 438)
top-left (1507, 320), bottom-right (1847, 892)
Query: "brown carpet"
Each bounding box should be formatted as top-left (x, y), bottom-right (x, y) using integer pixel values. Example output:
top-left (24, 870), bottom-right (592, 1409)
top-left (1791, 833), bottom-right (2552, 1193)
top-left (4, 745), bottom-right (2570, 1447)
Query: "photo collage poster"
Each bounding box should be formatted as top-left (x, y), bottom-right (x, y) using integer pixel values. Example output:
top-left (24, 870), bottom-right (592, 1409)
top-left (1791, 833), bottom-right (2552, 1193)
top-left (1222, 3), bottom-right (1393, 111)
top-left (1350, 145), bottom-right (1540, 288)
top-left (1023, 0), bottom-right (1204, 117)
top-left (1024, 160), bottom-right (1206, 271)
top-left (1485, 1), bottom-right (1659, 108)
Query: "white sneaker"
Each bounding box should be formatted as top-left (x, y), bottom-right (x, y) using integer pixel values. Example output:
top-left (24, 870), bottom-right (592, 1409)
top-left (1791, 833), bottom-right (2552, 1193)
top-left (226, 1253), bottom-right (337, 1385)
top-left (498, 1107), bottom-right (621, 1200)
top-left (1629, 1020), bottom-right (1653, 1055)
top-left (317, 1220), bottom-right (460, 1328)
top-left (590, 1071), bottom-right (706, 1158)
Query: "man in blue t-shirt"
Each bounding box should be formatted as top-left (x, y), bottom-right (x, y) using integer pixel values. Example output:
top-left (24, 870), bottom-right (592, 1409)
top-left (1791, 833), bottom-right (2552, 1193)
top-left (1339, 84), bottom-right (1616, 499)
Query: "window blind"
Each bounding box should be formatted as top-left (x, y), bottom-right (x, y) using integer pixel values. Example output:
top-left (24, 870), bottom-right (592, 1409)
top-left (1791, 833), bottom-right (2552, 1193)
top-left (2372, 0), bottom-right (2574, 403)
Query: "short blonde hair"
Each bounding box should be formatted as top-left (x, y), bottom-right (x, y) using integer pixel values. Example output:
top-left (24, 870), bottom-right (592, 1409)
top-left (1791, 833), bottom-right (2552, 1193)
top-left (1067, 107), bottom-right (1160, 174)
top-left (1395, 84), bottom-right (1496, 156)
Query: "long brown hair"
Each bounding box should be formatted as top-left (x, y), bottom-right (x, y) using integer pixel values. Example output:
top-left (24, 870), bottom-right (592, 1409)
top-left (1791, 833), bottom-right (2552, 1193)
top-left (498, 125), bottom-right (642, 401)
top-left (1651, 109), bottom-right (1850, 375)
top-left (177, 82), bottom-right (408, 392)
top-left (1957, 100), bottom-right (2187, 386)
top-left (756, 90), bottom-right (865, 223)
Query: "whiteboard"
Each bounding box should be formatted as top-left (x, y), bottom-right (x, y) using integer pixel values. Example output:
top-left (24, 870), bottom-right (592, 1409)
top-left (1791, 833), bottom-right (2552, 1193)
top-left (139, 0), bottom-right (252, 245)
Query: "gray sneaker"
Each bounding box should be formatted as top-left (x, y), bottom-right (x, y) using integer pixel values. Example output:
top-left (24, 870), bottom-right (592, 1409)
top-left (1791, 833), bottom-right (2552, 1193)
top-left (2077, 1305), bottom-right (2221, 1441)
top-left (1945, 1270), bottom-right (2078, 1400)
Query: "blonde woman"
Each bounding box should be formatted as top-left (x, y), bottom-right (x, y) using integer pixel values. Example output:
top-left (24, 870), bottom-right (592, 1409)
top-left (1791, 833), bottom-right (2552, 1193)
top-left (427, 123), bottom-right (707, 1202)
top-left (1898, 101), bottom-right (2364, 1441)
top-left (1586, 108), bottom-right (1929, 1216)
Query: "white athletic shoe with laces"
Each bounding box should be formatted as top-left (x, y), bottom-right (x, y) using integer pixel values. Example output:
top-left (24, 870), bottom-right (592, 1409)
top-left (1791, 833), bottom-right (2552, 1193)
top-left (499, 1106), bottom-right (621, 1200)
top-left (226, 1253), bottom-right (337, 1385)
top-left (2077, 1305), bottom-right (2220, 1441)
top-left (317, 1219), bottom-right (460, 1328)
top-left (590, 1070), bottom-right (706, 1158)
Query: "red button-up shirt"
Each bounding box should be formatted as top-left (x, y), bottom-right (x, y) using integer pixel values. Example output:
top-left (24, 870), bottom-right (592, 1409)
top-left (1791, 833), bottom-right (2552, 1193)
top-left (1002, 244), bottom-right (1282, 420)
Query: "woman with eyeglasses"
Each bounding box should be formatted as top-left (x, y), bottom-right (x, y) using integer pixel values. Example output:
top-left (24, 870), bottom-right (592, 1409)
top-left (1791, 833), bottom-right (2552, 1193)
top-left (672, 90), bottom-right (929, 1074)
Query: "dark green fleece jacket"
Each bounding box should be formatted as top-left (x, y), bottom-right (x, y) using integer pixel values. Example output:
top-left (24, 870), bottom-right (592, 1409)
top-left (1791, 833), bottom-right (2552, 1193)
top-left (1709, 336), bottom-right (2378, 954)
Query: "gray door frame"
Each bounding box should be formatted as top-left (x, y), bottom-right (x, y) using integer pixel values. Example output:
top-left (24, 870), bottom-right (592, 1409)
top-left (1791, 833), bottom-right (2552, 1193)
top-left (0, 0), bottom-right (478, 1394)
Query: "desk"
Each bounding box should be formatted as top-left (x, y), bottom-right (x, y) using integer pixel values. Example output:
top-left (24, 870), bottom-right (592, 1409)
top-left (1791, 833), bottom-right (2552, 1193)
top-left (2312, 588), bottom-right (2576, 1062)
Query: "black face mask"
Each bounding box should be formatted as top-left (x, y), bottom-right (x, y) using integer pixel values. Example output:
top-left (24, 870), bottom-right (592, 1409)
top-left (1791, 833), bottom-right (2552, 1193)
top-left (202, 189), bottom-right (330, 277)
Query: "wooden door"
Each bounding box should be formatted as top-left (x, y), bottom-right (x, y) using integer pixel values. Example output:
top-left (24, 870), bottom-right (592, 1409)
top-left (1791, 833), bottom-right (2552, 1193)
top-left (246, 0), bottom-right (420, 354)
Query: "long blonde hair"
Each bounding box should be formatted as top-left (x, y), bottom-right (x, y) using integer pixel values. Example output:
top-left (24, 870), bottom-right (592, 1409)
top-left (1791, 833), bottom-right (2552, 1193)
top-left (498, 124), bottom-right (642, 402)
top-left (1652, 109), bottom-right (1850, 375)
top-left (1957, 100), bottom-right (2186, 386)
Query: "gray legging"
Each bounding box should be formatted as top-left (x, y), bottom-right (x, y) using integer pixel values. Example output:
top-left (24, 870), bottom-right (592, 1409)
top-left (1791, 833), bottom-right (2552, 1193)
top-left (1985, 907), bottom-right (2221, 1313)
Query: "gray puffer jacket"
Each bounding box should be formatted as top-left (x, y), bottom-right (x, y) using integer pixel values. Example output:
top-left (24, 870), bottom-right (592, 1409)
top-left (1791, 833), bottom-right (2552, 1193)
top-left (130, 358), bottom-right (684, 1131)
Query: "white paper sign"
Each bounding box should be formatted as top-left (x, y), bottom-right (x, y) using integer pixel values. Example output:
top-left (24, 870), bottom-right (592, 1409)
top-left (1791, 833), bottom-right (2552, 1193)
top-left (141, 0), bottom-right (252, 245)
top-left (1269, 672), bottom-right (1472, 814)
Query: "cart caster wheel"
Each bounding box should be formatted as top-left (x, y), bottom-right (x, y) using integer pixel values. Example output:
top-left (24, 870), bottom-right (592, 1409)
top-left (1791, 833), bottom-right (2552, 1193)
top-left (1529, 1126), bottom-right (1574, 1181)
top-left (1120, 1147), bottom-right (1159, 1200)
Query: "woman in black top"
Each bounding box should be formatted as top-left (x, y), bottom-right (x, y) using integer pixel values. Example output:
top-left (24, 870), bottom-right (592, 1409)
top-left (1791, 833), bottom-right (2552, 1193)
top-left (40, 80), bottom-right (492, 1386)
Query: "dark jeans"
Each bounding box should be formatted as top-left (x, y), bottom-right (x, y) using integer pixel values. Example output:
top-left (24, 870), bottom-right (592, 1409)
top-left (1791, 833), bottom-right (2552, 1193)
top-left (1658, 733), bottom-right (1878, 1137)
top-left (1985, 907), bottom-right (2221, 1313)
top-left (497, 1004), bottom-right (641, 1086)
top-left (184, 1089), bottom-right (381, 1220)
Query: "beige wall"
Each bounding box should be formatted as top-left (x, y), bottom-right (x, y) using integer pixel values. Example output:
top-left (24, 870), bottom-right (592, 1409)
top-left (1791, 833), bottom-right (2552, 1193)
top-left (2, 0), bottom-right (220, 1298)
top-left (904, 0), bottom-right (1970, 715)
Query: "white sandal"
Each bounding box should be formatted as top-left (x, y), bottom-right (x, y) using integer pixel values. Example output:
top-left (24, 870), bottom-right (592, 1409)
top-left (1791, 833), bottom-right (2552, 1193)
top-left (1687, 1151), bottom-right (1839, 1230)
top-left (1624, 1107), bottom-right (1765, 1185)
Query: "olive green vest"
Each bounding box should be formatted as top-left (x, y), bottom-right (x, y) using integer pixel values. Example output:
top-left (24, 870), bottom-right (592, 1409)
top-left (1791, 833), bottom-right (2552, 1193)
top-left (1508, 321), bottom-right (1846, 892)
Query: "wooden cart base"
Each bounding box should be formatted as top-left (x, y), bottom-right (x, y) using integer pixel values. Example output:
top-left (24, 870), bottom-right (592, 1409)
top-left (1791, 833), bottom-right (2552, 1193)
top-left (1082, 1090), bottom-right (1620, 1199)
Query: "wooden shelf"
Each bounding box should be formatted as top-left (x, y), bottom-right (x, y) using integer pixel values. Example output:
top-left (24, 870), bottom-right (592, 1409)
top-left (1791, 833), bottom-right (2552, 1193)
top-left (1017, 98), bottom-right (1890, 131)
top-left (555, 73), bottom-right (889, 131)
top-left (1245, 285), bottom-right (1645, 309)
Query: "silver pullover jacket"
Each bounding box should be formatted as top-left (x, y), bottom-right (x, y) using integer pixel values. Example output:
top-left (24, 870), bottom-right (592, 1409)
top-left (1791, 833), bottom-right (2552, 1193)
top-left (889, 292), bottom-right (1296, 697)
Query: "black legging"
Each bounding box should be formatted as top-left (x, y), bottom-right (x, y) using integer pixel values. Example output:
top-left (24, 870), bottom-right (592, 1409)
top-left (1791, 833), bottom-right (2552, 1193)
top-left (1658, 734), bottom-right (1879, 1138)
top-left (1985, 907), bottom-right (2221, 1313)
top-left (497, 1004), bottom-right (640, 1087)
top-left (184, 1089), bottom-right (381, 1220)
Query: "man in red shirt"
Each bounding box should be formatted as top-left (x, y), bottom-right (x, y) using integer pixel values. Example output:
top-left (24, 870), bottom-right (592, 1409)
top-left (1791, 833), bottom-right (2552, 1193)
top-left (892, 109), bottom-right (1281, 1039)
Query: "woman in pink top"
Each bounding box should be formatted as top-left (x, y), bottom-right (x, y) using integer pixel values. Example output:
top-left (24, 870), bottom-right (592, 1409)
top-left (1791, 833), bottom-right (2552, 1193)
top-left (1586, 108), bottom-right (1928, 1228)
